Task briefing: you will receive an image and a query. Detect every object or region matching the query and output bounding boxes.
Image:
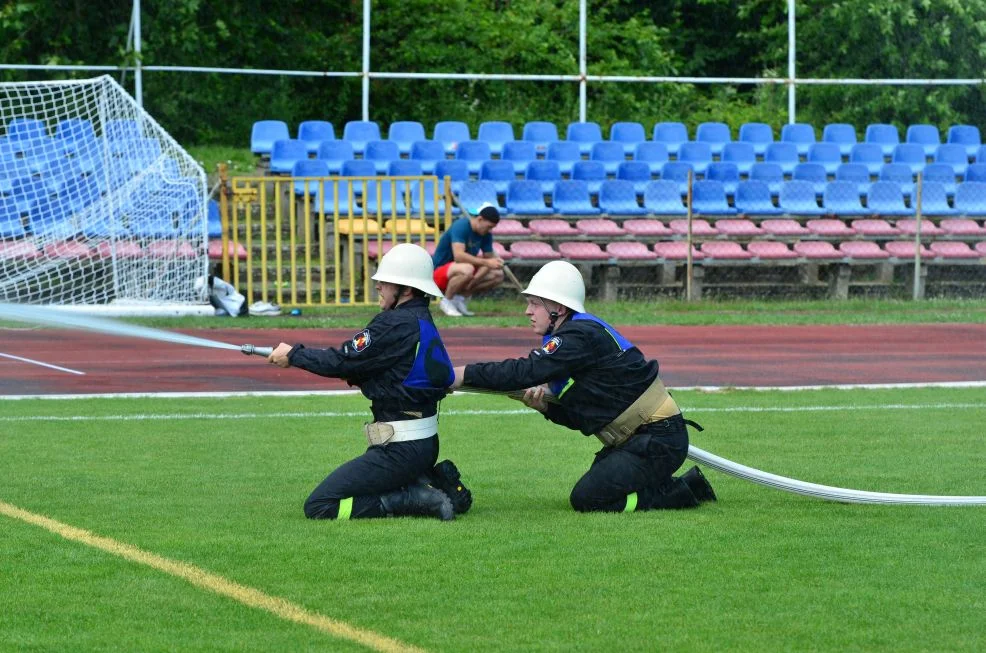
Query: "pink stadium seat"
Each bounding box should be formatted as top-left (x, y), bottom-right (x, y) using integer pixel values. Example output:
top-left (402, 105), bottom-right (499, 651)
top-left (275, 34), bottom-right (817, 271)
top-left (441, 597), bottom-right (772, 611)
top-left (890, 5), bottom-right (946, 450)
top-left (43, 241), bottom-right (95, 259)
top-left (806, 219), bottom-right (856, 237)
top-left (492, 219), bottom-right (532, 237)
top-left (838, 241), bottom-right (889, 259)
top-left (509, 240), bottom-right (562, 259)
top-left (850, 219), bottom-right (900, 236)
top-left (939, 219), bottom-right (986, 236)
top-left (896, 219), bottom-right (945, 236)
top-left (605, 241), bottom-right (657, 260)
top-left (975, 241), bottom-right (986, 256)
top-left (929, 241), bottom-right (980, 259)
top-left (760, 219), bottom-right (810, 236)
top-left (623, 219), bottom-right (673, 237)
top-left (575, 218), bottom-right (626, 237)
top-left (700, 241), bottom-right (753, 259)
top-left (207, 240), bottom-right (248, 260)
top-left (366, 240), bottom-right (395, 258)
top-left (793, 241), bottom-right (842, 258)
top-left (747, 241), bottom-right (798, 259)
top-left (98, 241), bottom-right (145, 259)
top-left (558, 241), bottom-right (609, 260)
top-left (669, 219), bottom-right (718, 236)
top-left (884, 240), bottom-right (931, 258)
top-left (713, 218), bottom-right (763, 237)
top-left (146, 241), bottom-right (197, 259)
top-left (653, 242), bottom-right (703, 260)
top-left (0, 241), bottom-right (40, 260)
top-left (492, 240), bottom-right (512, 260)
top-left (528, 219), bottom-right (581, 237)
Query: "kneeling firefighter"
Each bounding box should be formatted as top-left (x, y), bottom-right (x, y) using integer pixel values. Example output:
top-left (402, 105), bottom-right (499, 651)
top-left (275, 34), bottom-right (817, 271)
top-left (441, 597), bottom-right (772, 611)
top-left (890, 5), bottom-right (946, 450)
top-left (268, 243), bottom-right (472, 521)
top-left (452, 260), bottom-right (714, 512)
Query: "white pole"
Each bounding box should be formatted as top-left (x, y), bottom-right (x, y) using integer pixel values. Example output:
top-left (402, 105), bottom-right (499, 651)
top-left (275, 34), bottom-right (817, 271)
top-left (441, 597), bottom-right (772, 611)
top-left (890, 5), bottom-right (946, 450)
top-left (579, 0), bottom-right (587, 122)
top-left (787, 0), bottom-right (795, 123)
top-left (131, 0), bottom-right (143, 108)
top-left (362, 0), bottom-right (371, 120)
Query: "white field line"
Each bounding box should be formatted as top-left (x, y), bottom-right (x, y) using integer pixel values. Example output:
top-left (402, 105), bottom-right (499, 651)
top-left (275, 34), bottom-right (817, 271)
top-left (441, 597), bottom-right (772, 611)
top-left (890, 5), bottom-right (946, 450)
top-left (3, 380), bottom-right (986, 401)
top-left (1, 402), bottom-right (984, 424)
top-left (0, 352), bottom-right (85, 375)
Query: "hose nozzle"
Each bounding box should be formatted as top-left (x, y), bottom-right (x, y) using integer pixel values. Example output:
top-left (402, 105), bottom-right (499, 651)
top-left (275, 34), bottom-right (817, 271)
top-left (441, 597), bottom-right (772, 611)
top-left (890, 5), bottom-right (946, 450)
top-left (241, 344), bottom-right (273, 357)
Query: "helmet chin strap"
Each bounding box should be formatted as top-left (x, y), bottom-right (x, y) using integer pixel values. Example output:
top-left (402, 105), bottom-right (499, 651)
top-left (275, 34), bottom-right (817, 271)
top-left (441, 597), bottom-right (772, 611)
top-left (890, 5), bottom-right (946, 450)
top-left (540, 298), bottom-right (561, 336)
top-left (385, 285), bottom-right (407, 311)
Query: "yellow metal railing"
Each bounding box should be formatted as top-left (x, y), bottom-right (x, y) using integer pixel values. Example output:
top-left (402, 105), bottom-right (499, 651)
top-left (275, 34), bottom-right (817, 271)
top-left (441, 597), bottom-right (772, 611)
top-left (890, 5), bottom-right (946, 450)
top-left (218, 165), bottom-right (454, 306)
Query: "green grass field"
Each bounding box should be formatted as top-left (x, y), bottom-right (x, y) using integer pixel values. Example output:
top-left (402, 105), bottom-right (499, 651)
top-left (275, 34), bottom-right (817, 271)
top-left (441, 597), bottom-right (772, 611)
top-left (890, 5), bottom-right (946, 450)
top-left (2, 387), bottom-right (985, 651)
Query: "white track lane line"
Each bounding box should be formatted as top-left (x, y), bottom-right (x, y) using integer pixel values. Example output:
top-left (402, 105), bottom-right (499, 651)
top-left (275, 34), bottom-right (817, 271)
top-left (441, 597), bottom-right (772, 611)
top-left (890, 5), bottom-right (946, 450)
top-left (0, 352), bottom-right (85, 375)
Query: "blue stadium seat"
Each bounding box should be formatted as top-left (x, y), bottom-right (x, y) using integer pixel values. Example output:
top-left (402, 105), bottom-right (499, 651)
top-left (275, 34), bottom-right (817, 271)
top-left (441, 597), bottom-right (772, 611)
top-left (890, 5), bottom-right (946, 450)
top-left (609, 121), bottom-right (646, 156)
top-left (525, 160), bottom-right (562, 195)
top-left (251, 120), bottom-right (289, 156)
top-left (835, 162), bottom-right (871, 198)
top-left (7, 118), bottom-right (48, 142)
top-left (341, 160), bottom-right (378, 198)
top-left (917, 181), bottom-right (957, 216)
top-left (850, 143), bottom-right (885, 176)
top-left (822, 180), bottom-right (867, 216)
top-left (546, 141), bottom-right (582, 177)
top-left (410, 140), bottom-right (445, 175)
top-left (933, 144), bottom-right (969, 179)
top-left (409, 179), bottom-right (459, 216)
top-left (764, 142), bottom-right (800, 177)
top-left (866, 180), bottom-right (913, 216)
top-left (705, 162), bottom-right (740, 197)
top-left (364, 140), bottom-right (401, 175)
top-left (807, 142), bottom-right (842, 176)
top-left (891, 143), bottom-right (927, 176)
top-left (590, 141), bottom-right (627, 176)
top-left (598, 180), bottom-right (647, 215)
top-left (205, 199), bottom-right (222, 238)
top-left (616, 161), bottom-right (652, 196)
top-left (477, 121), bottom-right (515, 157)
top-left (292, 159), bottom-right (331, 197)
top-left (105, 119), bottom-right (142, 141)
top-left (11, 176), bottom-right (48, 216)
top-left (505, 180), bottom-right (548, 215)
top-left (55, 119), bottom-right (96, 147)
top-left (793, 162), bottom-right (827, 197)
top-left (479, 160), bottom-right (517, 195)
top-left (458, 180), bottom-right (500, 213)
top-left (734, 180), bottom-right (783, 216)
top-left (502, 141), bottom-right (538, 175)
top-left (317, 140), bottom-right (355, 175)
top-left (738, 122), bottom-right (774, 158)
top-left (387, 121), bottom-right (426, 156)
top-left (435, 159), bottom-right (471, 195)
top-left (906, 124), bottom-right (941, 158)
top-left (633, 142), bottom-right (669, 176)
top-left (455, 140), bottom-right (493, 176)
top-left (691, 180), bottom-right (736, 215)
top-left (952, 181), bottom-right (986, 216)
top-left (642, 180), bottom-right (687, 216)
top-left (965, 163), bottom-right (986, 183)
top-left (297, 120), bottom-right (335, 155)
top-left (433, 121), bottom-right (471, 155)
top-left (947, 124), bottom-right (981, 160)
top-left (878, 163), bottom-right (914, 201)
top-left (722, 142), bottom-right (756, 177)
top-left (921, 163), bottom-right (958, 199)
top-left (778, 179), bottom-right (825, 215)
top-left (822, 123), bottom-right (857, 158)
top-left (652, 122), bottom-right (689, 158)
top-left (677, 141), bottom-right (713, 177)
top-left (781, 123), bottom-right (817, 158)
top-left (522, 121), bottom-right (559, 154)
top-left (362, 179), bottom-right (407, 216)
top-left (342, 120), bottom-right (381, 156)
top-left (864, 123), bottom-right (900, 158)
top-left (572, 160), bottom-right (607, 196)
top-left (566, 121), bottom-right (603, 157)
top-left (552, 180), bottom-right (599, 215)
top-left (695, 122), bottom-right (732, 157)
top-left (387, 160), bottom-right (423, 177)
top-left (269, 139), bottom-right (308, 175)
top-left (659, 161), bottom-right (694, 197)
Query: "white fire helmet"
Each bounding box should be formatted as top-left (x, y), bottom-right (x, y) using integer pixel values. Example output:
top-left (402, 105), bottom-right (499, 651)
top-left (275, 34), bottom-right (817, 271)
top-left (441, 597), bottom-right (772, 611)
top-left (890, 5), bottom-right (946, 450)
top-left (522, 260), bottom-right (586, 314)
top-left (371, 243), bottom-right (444, 298)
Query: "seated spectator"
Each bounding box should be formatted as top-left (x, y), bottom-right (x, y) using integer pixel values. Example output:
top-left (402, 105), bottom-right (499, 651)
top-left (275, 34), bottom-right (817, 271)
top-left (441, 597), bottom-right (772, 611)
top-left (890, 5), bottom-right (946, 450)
top-left (431, 203), bottom-right (505, 316)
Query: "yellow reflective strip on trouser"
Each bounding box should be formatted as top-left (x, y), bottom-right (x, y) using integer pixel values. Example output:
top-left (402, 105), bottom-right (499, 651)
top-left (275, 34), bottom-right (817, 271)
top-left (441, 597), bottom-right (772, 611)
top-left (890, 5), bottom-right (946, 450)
top-left (624, 492), bottom-right (638, 513)
top-left (337, 497), bottom-right (353, 520)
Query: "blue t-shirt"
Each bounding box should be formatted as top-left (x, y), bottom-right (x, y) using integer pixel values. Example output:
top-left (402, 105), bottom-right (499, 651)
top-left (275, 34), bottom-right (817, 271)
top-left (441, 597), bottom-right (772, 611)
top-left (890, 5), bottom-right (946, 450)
top-left (432, 217), bottom-right (493, 267)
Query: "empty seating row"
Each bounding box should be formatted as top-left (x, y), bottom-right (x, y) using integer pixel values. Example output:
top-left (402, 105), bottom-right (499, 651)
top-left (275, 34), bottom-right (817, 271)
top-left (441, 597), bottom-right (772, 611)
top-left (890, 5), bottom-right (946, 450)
top-left (2, 118), bottom-right (145, 143)
top-left (0, 238), bottom-right (200, 261)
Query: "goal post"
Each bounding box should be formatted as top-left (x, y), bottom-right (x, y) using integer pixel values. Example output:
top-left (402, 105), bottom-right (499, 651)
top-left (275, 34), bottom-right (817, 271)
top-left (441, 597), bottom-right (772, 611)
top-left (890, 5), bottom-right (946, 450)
top-left (0, 75), bottom-right (211, 315)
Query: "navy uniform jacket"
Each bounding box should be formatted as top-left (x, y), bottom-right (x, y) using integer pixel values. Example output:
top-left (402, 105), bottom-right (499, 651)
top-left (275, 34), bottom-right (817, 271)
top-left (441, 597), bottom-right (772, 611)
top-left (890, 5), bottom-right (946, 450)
top-left (287, 297), bottom-right (453, 422)
top-left (463, 314), bottom-right (659, 436)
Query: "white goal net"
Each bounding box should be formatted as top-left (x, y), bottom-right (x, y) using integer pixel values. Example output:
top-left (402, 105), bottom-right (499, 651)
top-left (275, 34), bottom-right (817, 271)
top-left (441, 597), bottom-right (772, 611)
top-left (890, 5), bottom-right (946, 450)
top-left (0, 75), bottom-right (209, 314)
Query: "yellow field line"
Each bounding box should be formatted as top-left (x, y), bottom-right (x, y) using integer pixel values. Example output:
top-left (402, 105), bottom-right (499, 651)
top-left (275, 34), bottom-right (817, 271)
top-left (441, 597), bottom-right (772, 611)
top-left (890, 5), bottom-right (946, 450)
top-left (0, 500), bottom-right (426, 653)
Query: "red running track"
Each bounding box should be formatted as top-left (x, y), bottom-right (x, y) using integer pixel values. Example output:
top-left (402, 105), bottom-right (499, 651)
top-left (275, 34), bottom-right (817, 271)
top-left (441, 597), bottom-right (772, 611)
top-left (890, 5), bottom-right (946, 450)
top-left (1, 324), bottom-right (984, 396)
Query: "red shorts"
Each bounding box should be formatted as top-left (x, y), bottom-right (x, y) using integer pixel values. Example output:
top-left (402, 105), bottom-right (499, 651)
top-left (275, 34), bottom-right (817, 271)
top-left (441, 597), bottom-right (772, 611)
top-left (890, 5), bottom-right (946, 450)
top-left (433, 261), bottom-right (454, 293)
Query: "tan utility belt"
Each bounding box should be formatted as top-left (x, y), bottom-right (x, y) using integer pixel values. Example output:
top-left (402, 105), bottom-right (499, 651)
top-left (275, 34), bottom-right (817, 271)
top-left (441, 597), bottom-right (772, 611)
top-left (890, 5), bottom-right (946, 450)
top-left (364, 415), bottom-right (438, 446)
top-left (594, 377), bottom-right (679, 447)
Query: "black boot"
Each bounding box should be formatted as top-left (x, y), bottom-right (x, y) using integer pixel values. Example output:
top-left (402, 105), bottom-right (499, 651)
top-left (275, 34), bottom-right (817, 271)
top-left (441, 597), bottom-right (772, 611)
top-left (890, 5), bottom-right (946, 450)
top-left (379, 482), bottom-right (455, 521)
top-left (422, 459), bottom-right (473, 515)
top-left (680, 466), bottom-right (717, 503)
top-left (647, 477), bottom-right (701, 510)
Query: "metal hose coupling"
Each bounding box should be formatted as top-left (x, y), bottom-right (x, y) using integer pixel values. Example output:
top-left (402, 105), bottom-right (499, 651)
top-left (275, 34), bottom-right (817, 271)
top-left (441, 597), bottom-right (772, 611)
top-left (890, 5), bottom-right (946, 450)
top-left (240, 344), bottom-right (273, 357)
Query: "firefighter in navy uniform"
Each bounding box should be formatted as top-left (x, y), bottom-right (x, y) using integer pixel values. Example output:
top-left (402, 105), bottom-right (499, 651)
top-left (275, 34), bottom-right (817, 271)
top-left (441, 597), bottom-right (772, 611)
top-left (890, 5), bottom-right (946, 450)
top-left (452, 260), bottom-right (715, 513)
top-left (269, 243), bottom-right (472, 521)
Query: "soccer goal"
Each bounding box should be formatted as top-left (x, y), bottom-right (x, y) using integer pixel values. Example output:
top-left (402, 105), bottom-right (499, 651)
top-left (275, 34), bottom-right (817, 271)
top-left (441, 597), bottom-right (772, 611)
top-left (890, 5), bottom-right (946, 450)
top-left (0, 75), bottom-right (211, 315)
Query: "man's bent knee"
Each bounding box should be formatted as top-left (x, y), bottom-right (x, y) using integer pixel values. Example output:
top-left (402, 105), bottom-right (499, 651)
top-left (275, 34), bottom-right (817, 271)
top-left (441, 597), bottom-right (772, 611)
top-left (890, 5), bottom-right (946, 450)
top-left (304, 497), bottom-right (340, 519)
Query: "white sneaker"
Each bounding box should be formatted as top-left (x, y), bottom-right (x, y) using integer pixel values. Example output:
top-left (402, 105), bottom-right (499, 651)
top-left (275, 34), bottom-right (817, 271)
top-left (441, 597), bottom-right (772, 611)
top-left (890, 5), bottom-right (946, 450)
top-left (248, 301), bottom-right (282, 316)
top-left (452, 295), bottom-right (475, 316)
top-left (438, 297), bottom-right (463, 317)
